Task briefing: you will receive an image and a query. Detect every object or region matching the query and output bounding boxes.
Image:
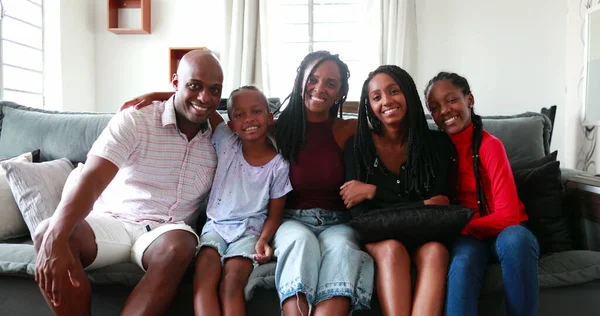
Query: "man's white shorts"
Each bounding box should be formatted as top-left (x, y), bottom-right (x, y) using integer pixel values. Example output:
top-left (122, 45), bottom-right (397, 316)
top-left (84, 212), bottom-right (199, 271)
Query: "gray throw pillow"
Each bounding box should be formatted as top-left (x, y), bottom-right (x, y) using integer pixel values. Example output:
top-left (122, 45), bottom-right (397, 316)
top-left (0, 152), bottom-right (35, 240)
top-left (0, 158), bottom-right (74, 236)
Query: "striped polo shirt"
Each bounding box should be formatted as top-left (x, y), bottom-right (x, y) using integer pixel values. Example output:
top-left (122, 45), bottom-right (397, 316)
top-left (89, 97), bottom-right (217, 229)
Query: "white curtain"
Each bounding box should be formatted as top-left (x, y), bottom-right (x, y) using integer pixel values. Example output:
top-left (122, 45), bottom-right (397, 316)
top-left (222, 0), bottom-right (271, 95)
top-left (368, 0), bottom-right (418, 74)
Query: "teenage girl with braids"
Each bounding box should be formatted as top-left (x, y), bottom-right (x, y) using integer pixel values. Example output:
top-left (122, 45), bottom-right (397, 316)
top-left (424, 72), bottom-right (540, 316)
top-left (341, 65), bottom-right (455, 316)
top-left (121, 51), bottom-right (374, 316)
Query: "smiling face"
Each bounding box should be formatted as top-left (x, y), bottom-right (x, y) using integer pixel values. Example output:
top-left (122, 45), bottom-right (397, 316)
top-left (172, 51), bottom-right (223, 130)
top-left (227, 89), bottom-right (273, 142)
top-left (367, 73), bottom-right (408, 128)
top-left (426, 79), bottom-right (474, 134)
top-left (301, 59), bottom-right (342, 116)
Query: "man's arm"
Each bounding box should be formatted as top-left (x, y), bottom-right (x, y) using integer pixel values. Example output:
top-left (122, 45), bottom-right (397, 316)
top-left (36, 155), bottom-right (118, 306)
top-left (48, 156), bottom-right (118, 235)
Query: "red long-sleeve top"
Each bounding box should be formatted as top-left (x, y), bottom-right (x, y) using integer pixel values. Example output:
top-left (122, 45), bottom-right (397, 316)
top-left (449, 123), bottom-right (528, 240)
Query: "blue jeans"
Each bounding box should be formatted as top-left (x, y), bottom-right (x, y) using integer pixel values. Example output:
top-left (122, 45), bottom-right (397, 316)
top-left (445, 225), bottom-right (540, 316)
top-left (272, 208), bottom-right (374, 311)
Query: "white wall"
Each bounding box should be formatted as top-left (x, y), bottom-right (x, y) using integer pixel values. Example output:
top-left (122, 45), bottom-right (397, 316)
top-left (43, 0), bottom-right (96, 112)
top-left (415, 0), bottom-right (568, 163)
top-left (93, 0), bottom-right (224, 113)
top-left (86, 0), bottom-right (580, 167)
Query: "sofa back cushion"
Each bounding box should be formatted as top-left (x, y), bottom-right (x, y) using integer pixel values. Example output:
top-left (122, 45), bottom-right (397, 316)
top-left (1, 101), bottom-right (551, 167)
top-left (0, 102), bottom-right (113, 163)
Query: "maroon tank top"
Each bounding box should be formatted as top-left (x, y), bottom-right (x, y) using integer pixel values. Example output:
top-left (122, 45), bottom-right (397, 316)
top-left (286, 118), bottom-right (347, 211)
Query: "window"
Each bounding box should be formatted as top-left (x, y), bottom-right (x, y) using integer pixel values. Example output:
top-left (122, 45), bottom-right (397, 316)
top-left (266, 0), bottom-right (378, 102)
top-left (0, 0), bottom-right (44, 108)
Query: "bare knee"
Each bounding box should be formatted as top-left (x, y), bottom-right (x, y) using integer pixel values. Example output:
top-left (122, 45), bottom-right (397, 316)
top-left (196, 247), bottom-right (221, 269)
top-left (194, 247), bottom-right (221, 279)
top-left (366, 239), bottom-right (409, 263)
top-left (147, 232), bottom-right (197, 271)
top-left (220, 259), bottom-right (253, 299)
top-left (414, 242), bottom-right (448, 268)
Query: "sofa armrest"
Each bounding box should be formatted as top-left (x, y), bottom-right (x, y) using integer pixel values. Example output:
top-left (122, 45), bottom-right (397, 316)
top-left (561, 168), bottom-right (600, 251)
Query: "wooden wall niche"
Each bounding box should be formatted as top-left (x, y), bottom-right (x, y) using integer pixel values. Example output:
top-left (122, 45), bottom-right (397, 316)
top-left (108, 0), bottom-right (151, 34)
top-left (169, 47), bottom-right (209, 81)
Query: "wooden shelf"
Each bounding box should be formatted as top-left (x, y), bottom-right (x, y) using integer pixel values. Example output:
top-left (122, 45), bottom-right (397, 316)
top-left (108, 0), bottom-right (151, 34)
top-left (169, 47), bottom-right (209, 81)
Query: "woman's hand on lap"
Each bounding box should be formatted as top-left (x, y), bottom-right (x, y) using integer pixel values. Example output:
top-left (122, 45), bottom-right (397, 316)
top-left (424, 195), bottom-right (450, 205)
top-left (340, 180), bottom-right (376, 208)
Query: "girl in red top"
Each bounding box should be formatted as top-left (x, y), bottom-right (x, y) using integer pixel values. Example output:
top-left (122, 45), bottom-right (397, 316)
top-left (424, 72), bottom-right (540, 316)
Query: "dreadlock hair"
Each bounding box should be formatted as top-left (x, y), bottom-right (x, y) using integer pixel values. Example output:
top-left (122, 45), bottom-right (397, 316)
top-left (424, 71), bottom-right (490, 216)
top-left (226, 85), bottom-right (270, 120)
top-left (354, 65), bottom-right (438, 197)
top-left (274, 51), bottom-right (350, 163)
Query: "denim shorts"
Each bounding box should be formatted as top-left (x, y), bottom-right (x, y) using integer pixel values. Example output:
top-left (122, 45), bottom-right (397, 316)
top-left (272, 208), bottom-right (374, 312)
top-left (199, 231), bottom-right (259, 267)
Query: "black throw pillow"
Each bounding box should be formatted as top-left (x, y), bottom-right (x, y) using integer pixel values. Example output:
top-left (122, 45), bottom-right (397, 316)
top-left (31, 149), bottom-right (41, 162)
top-left (512, 150), bottom-right (557, 170)
top-left (348, 204), bottom-right (475, 247)
top-left (513, 160), bottom-right (572, 253)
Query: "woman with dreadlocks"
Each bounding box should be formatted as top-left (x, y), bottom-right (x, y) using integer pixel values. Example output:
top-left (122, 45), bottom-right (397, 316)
top-left (270, 51), bottom-right (373, 316)
top-left (424, 72), bottom-right (539, 316)
top-left (341, 65), bottom-right (455, 316)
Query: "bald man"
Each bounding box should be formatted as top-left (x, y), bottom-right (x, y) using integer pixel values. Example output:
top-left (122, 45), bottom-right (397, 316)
top-left (33, 50), bottom-right (224, 315)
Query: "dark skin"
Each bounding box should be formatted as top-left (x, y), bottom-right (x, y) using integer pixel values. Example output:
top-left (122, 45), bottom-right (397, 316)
top-left (34, 50), bottom-right (222, 316)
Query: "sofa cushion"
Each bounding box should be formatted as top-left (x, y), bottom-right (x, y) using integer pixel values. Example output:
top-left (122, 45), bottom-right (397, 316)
top-left (514, 150), bottom-right (558, 171)
top-left (245, 262), bottom-right (277, 300)
top-left (87, 263), bottom-right (145, 287)
top-left (481, 250), bottom-right (600, 294)
top-left (513, 159), bottom-right (573, 254)
top-left (479, 114), bottom-right (550, 167)
top-left (0, 151), bottom-right (37, 241)
top-left (0, 243), bottom-right (35, 276)
top-left (0, 101), bottom-right (113, 163)
top-left (0, 158), bottom-right (74, 236)
top-left (3, 246), bottom-right (598, 302)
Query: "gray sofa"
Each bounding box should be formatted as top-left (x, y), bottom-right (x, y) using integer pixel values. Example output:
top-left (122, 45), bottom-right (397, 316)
top-left (1, 101), bottom-right (600, 316)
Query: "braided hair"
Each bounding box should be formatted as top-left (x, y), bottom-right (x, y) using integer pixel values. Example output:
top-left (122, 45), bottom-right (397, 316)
top-left (354, 65), bottom-right (438, 196)
top-left (274, 51), bottom-right (350, 163)
top-left (424, 72), bottom-right (490, 216)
